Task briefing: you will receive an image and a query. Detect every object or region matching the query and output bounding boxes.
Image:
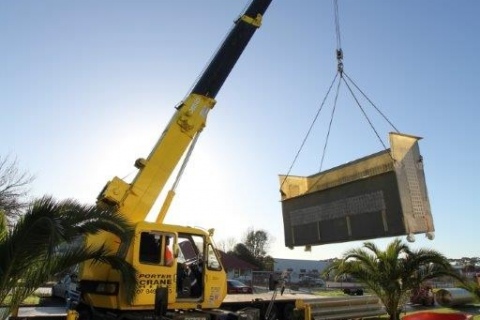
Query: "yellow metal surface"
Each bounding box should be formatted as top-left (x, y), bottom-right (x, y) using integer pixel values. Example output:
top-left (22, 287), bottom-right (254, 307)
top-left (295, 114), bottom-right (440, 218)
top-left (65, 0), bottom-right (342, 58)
top-left (66, 309), bottom-right (78, 320)
top-left (78, 1), bottom-right (271, 316)
top-left (97, 93), bottom-right (216, 224)
top-left (240, 13), bottom-right (263, 27)
top-left (279, 150), bottom-right (392, 200)
top-left (80, 222), bottom-right (227, 312)
top-left (81, 94), bottom-right (219, 310)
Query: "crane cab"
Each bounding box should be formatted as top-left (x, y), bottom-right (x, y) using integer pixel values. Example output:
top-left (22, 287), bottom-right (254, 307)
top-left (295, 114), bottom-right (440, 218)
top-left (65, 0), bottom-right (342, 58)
top-left (78, 222), bottom-right (227, 313)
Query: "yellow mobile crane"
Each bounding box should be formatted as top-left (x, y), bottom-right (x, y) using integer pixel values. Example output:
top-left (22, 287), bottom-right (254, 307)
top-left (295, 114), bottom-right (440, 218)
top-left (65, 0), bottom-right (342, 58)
top-left (74, 1), bottom-right (273, 319)
top-left (68, 1), bottom-right (392, 320)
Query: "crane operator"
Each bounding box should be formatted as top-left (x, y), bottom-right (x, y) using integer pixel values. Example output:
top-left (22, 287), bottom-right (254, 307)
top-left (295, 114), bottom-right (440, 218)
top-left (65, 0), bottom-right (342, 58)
top-left (164, 236), bottom-right (174, 267)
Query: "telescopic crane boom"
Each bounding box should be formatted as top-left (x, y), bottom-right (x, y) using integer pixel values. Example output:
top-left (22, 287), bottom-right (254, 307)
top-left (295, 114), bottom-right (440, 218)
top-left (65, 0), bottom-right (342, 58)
top-left (97, 0), bottom-right (272, 224)
top-left (75, 1), bottom-right (273, 319)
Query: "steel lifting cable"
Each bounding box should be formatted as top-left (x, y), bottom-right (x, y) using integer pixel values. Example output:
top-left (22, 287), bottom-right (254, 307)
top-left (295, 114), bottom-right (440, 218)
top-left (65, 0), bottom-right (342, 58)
top-left (342, 73), bottom-right (389, 150)
top-left (280, 0), bottom-right (400, 195)
top-left (279, 73), bottom-right (339, 194)
top-left (343, 72), bottom-right (400, 133)
top-left (317, 0), bottom-right (345, 172)
top-left (319, 77), bottom-right (342, 172)
top-left (334, 0), bottom-right (342, 50)
top-left (306, 0), bottom-right (400, 192)
top-left (334, 0), bottom-right (399, 149)
top-left (334, 0), bottom-right (344, 76)
top-left (279, 1), bottom-right (344, 193)
top-left (326, 0), bottom-right (402, 157)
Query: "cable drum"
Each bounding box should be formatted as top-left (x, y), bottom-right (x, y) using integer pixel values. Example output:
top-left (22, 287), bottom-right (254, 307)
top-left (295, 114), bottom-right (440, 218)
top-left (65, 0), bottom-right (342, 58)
top-left (434, 288), bottom-right (475, 307)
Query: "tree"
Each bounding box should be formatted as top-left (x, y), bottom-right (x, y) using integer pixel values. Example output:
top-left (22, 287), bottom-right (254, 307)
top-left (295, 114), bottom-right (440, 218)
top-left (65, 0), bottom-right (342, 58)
top-left (243, 228), bottom-right (271, 260)
top-left (0, 196), bottom-right (138, 320)
top-left (0, 156), bottom-right (34, 227)
top-left (232, 243), bottom-right (260, 268)
top-left (459, 274), bottom-right (480, 302)
top-left (323, 238), bottom-right (463, 320)
top-left (217, 237), bottom-right (237, 253)
top-left (0, 210), bottom-right (6, 242)
top-left (239, 228), bottom-right (274, 270)
top-left (259, 255), bottom-right (275, 271)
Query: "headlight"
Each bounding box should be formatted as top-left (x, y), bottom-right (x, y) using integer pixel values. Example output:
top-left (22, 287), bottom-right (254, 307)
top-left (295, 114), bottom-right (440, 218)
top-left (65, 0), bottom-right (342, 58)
top-left (79, 280), bottom-right (119, 295)
top-left (96, 282), bottom-right (118, 294)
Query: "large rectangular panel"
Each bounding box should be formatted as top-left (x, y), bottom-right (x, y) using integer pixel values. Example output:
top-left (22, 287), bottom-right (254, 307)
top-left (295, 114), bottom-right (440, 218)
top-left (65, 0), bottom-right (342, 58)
top-left (279, 132), bottom-right (434, 248)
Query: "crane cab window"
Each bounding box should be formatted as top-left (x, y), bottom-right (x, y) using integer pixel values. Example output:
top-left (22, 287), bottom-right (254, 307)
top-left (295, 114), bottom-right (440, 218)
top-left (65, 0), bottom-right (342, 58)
top-left (139, 232), bottom-right (174, 266)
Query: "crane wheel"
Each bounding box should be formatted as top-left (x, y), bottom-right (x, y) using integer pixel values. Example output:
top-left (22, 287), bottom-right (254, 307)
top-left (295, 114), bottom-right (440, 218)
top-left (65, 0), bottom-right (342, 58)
top-left (282, 303), bottom-right (295, 320)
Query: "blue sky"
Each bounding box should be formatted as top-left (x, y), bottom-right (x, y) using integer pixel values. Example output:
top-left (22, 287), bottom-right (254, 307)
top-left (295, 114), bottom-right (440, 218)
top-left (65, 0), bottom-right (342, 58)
top-left (1, 1), bottom-right (479, 260)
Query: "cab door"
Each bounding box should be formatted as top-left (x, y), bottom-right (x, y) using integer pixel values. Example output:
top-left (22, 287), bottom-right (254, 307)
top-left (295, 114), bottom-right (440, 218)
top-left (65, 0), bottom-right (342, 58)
top-left (175, 233), bottom-right (205, 301)
top-left (132, 229), bottom-right (177, 306)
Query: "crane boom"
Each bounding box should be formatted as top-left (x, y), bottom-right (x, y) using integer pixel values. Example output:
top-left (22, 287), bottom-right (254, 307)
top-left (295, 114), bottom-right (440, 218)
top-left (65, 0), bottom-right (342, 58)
top-left (97, 0), bottom-right (273, 223)
top-left (75, 2), bottom-right (275, 318)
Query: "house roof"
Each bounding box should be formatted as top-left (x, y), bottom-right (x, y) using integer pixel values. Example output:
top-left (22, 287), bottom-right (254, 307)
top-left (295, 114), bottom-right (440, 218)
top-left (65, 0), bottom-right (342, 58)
top-left (219, 251), bottom-right (258, 270)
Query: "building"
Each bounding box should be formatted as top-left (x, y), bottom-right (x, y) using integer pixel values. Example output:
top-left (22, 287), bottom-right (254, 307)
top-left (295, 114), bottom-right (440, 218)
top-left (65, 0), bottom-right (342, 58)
top-left (219, 251), bottom-right (258, 283)
top-left (218, 252), bottom-right (331, 286)
top-left (273, 258), bottom-right (329, 283)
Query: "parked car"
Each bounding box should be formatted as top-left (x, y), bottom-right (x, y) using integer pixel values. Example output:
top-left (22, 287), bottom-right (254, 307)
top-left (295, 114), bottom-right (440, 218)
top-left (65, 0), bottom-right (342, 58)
top-left (52, 274), bottom-right (77, 301)
top-left (299, 276), bottom-right (325, 287)
top-left (227, 279), bottom-right (253, 294)
top-left (343, 287), bottom-right (364, 296)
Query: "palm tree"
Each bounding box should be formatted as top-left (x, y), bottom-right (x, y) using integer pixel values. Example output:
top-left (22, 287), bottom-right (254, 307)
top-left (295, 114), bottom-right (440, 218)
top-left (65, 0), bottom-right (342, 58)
top-left (0, 196), bottom-right (138, 320)
top-left (459, 276), bottom-right (480, 302)
top-left (323, 238), bottom-right (464, 320)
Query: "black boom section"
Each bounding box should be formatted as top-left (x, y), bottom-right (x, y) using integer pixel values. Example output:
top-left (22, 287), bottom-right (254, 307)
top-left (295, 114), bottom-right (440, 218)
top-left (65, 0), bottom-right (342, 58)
top-left (192, 0), bottom-right (272, 98)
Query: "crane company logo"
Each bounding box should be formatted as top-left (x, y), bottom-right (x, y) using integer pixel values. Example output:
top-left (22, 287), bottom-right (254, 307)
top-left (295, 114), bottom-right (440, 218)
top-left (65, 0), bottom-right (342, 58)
top-left (138, 273), bottom-right (172, 289)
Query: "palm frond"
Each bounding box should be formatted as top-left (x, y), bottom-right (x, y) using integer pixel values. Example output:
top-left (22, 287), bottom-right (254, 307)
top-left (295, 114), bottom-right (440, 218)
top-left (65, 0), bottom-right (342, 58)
top-left (0, 195), bottom-right (138, 312)
top-left (325, 238), bottom-right (465, 320)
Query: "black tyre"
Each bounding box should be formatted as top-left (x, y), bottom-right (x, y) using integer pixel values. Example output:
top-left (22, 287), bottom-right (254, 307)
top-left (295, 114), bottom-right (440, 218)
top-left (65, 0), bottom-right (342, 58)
top-left (282, 303), bottom-right (295, 320)
top-left (77, 306), bottom-right (93, 320)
